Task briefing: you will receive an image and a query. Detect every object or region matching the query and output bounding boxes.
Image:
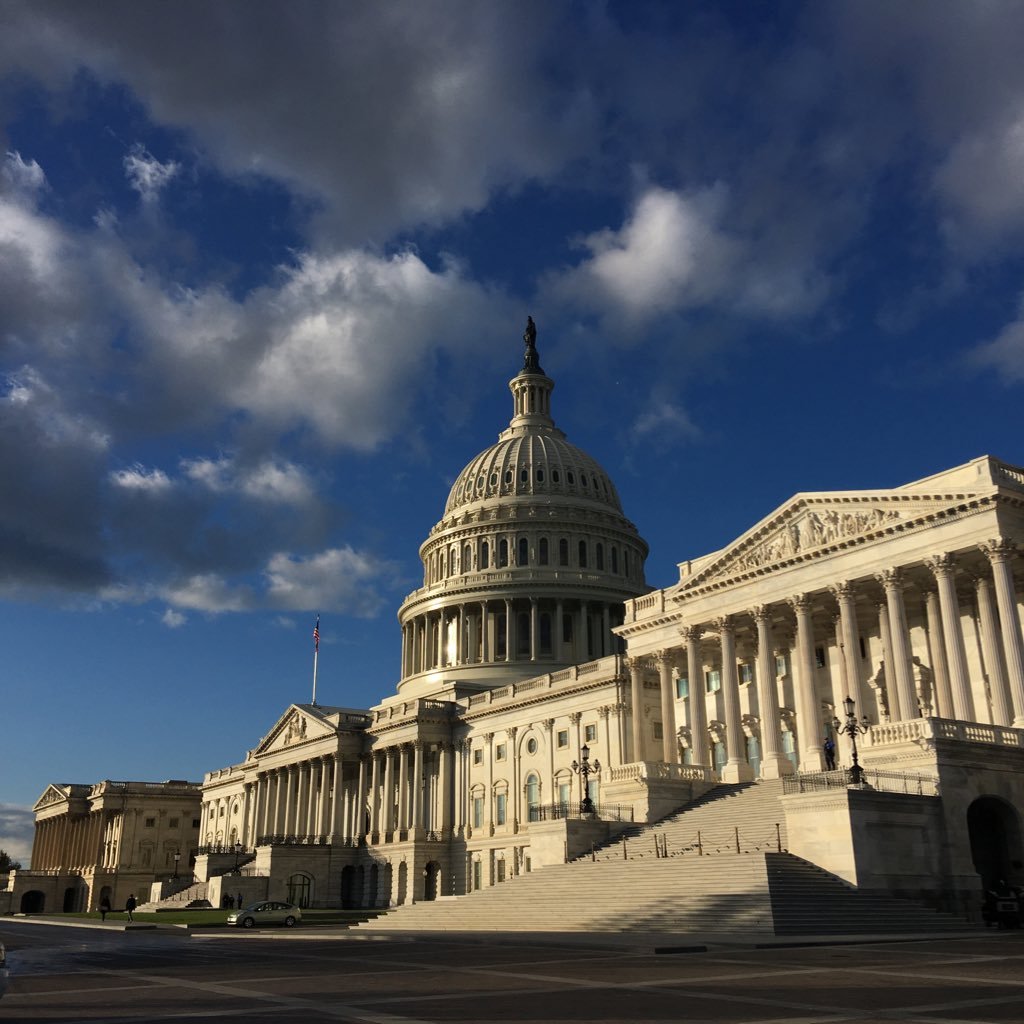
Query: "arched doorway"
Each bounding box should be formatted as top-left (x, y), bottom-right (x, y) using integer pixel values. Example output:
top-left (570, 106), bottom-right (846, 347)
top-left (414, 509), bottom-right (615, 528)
top-left (286, 872), bottom-right (312, 908)
top-left (368, 864), bottom-right (380, 907)
top-left (63, 885), bottom-right (79, 912)
top-left (424, 861), bottom-right (440, 901)
top-left (20, 890), bottom-right (45, 913)
top-left (968, 796), bottom-right (1023, 890)
top-left (397, 861), bottom-right (408, 905)
top-left (340, 865), bottom-right (357, 908)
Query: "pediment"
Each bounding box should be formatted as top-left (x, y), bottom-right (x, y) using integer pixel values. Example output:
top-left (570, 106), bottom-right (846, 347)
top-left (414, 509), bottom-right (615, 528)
top-left (681, 491), bottom-right (981, 590)
top-left (254, 705), bottom-right (335, 756)
top-left (33, 784), bottom-right (70, 811)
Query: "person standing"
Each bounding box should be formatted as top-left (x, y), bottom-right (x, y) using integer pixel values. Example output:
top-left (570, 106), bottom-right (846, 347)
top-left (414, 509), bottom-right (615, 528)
top-left (99, 896), bottom-right (111, 922)
top-left (125, 893), bottom-right (137, 923)
top-left (823, 736), bottom-right (837, 770)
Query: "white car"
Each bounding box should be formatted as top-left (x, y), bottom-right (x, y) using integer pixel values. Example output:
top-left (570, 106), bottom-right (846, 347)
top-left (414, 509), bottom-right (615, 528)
top-left (227, 901), bottom-right (301, 928)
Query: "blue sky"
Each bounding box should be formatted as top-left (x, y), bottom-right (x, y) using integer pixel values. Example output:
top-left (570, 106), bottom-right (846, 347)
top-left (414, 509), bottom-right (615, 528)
top-left (2, 1), bottom-right (1023, 863)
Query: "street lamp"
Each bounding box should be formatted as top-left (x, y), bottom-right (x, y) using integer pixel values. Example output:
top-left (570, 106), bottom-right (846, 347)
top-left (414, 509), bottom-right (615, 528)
top-left (173, 852), bottom-right (180, 879)
top-left (832, 695), bottom-right (871, 786)
top-left (233, 841), bottom-right (242, 874)
top-left (571, 742), bottom-right (601, 815)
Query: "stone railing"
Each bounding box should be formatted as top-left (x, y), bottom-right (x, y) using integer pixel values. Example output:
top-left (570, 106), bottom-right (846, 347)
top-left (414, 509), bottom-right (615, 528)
top-left (607, 761), bottom-right (715, 784)
top-left (866, 717), bottom-right (1024, 750)
top-left (460, 656), bottom-right (624, 711)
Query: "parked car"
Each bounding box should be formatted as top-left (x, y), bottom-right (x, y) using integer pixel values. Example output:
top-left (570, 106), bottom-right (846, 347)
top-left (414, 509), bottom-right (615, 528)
top-left (227, 901), bottom-right (301, 928)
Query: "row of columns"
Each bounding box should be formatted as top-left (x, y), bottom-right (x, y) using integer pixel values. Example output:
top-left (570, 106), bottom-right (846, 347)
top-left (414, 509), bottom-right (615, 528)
top-left (401, 598), bottom-right (616, 677)
top-left (631, 541), bottom-right (1024, 777)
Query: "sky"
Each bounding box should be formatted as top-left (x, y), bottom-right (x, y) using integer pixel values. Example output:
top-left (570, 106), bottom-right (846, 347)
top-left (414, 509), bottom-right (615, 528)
top-left (1, 1), bottom-right (1024, 865)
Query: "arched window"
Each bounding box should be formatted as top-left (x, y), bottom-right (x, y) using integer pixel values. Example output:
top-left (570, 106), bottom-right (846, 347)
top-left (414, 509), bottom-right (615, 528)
top-left (480, 540), bottom-right (490, 569)
top-left (525, 774), bottom-right (541, 822)
top-left (539, 538), bottom-right (549, 565)
top-left (517, 612), bottom-right (530, 655)
top-left (559, 539), bottom-right (569, 566)
top-left (611, 547), bottom-right (619, 574)
top-left (518, 538), bottom-right (529, 566)
top-left (624, 550), bottom-right (631, 577)
top-left (499, 539), bottom-right (509, 567)
top-left (578, 540), bottom-right (588, 568)
top-left (463, 544), bottom-right (472, 573)
top-left (596, 543), bottom-right (604, 570)
top-left (540, 613), bottom-right (552, 655)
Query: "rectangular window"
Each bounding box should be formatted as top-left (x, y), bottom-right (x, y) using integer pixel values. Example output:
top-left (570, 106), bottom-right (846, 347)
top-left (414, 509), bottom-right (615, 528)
top-left (653, 721), bottom-right (664, 740)
top-left (145, 817), bottom-right (156, 828)
top-left (495, 743), bottom-right (506, 761)
top-left (496, 793), bottom-right (507, 825)
top-left (557, 781), bottom-right (570, 807)
top-left (705, 669), bottom-right (721, 693)
top-left (472, 860), bottom-right (482, 890)
top-left (584, 724), bottom-right (597, 742)
top-left (557, 729), bottom-right (569, 748)
top-left (192, 819), bottom-right (200, 829)
top-left (168, 818), bottom-right (179, 829)
top-left (859, 636), bottom-right (867, 659)
top-left (739, 663), bottom-right (754, 685)
top-left (814, 646), bottom-right (827, 669)
top-left (775, 655), bottom-right (787, 675)
top-left (675, 675), bottom-right (689, 699)
top-left (496, 858), bottom-right (506, 882)
top-left (473, 797), bottom-right (484, 829)
top-left (473, 748), bottom-right (483, 765)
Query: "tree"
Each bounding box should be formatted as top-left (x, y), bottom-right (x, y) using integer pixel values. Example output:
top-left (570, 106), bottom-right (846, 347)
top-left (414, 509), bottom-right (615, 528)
top-left (0, 849), bottom-right (22, 872)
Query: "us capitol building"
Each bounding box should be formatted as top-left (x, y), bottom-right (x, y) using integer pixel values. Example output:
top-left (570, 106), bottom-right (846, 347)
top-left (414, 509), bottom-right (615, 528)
top-left (13, 320), bottom-right (1024, 928)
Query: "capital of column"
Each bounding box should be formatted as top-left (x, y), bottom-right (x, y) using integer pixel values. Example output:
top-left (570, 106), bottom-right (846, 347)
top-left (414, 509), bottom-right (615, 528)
top-left (787, 593), bottom-right (812, 614)
top-left (679, 624), bottom-right (703, 643)
top-left (569, 711), bottom-right (582, 725)
top-left (829, 580), bottom-right (855, 601)
top-left (925, 552), bottom-right (956, 577)
top-left (875, 567), bottom-right (905, 592)
top-left (712, 615), bottom-right (735, 635)
top-left (751, 604), bottom-right (771, 623)
top-left (982, 537), bottom-right (1018, 564)
top-left (598, 705), bottom-right (611, 719)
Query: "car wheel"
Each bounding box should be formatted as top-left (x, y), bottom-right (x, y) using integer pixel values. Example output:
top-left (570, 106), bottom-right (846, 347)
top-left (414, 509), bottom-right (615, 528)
top-left (284, 915), bottom-right (296, 927)
top-left (242, 916), bottom-right (255, 928)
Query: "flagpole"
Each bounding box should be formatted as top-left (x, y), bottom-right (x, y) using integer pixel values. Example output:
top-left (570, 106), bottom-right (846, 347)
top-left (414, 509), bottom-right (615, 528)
top-left (312, 615), bottom-right (320, 706)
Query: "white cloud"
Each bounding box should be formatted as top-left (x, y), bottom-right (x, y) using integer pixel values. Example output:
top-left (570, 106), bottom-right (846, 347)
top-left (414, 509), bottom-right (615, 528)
top-left (123, 144), bottom-right (180, 204)
top-left (971, 295), bottom-right (1024, 382)
top-left (0, 804), bottom-right (36, 867)
top-left (161, 573), bottom-right (253, 613)
top-left (631, 401), bottom-right (701, 442)
top-left (182, 456), bottom-right (315, 505)
top-left (264, 546), bottom-right (395, 615)
top-left (161, 607), bottom-right (186, 628)
top-left (3, 150), bottom-right (47, 193)
top-left (110, 463), bottom-right (173, 493)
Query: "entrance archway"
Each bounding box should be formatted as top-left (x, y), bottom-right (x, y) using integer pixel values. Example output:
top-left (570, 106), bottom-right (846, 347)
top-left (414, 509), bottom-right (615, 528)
top-left (20, 890), bottom-right (45, 913)
top-left (367, 864), bottom-right (380, 907)
top-left (286, 872), bottom-right (312, 908)
top-left (340, 866), bottom-right (357, 908)
top-left (424, 861), bottom-right (440, 901)
top-left (968, 796), bottom-right (1023, 890)
top-left (397, 861), bottom-right (408, 905)
top-left (63, 886), bottom-right (79, 912)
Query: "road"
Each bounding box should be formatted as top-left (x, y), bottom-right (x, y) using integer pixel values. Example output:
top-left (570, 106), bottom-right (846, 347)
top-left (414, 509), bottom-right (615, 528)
top-left (2, 921), bottom-right (1024, 1023)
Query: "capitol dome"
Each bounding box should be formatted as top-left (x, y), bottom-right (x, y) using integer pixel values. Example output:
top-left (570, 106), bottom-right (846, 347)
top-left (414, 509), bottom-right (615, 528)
top-left (396, 319), bottom-right (650, 697)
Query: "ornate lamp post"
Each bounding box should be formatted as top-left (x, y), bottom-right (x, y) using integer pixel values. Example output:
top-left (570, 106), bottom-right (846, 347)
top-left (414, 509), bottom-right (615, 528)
top-left (832, 695), bottom-right (870, 786)
top-left (571, 742), bottom-right (601, 815)
top-left (233, 841), bottom-right (243, 874)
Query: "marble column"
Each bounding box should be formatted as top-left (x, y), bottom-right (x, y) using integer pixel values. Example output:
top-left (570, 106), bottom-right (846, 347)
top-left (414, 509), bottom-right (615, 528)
top-left (682, 626), bottom-right (708, 766)
top-left (369, 753), bottom-right (382, 838)
top-left (717, 617), bottom-right (752, 782)
top-left (790, 594), bottom-right (823, 770)
top-left (753, 605), bottom-right (790, 777)
top-left (928, 554), bottom-right (975, 722)
top-left (976, 573), bottom-right (1012, 726)
top-left (439, 741), bottom-right (453, 833)
top-left (530, 598), bottom-right (538, 661)
top-left (923, 586), bottom-right (954, 718)
top-left (628, 657), bottom-right (645, 762)
top-left (879, 569), bottom-right (917, 721)
top-left (412, 741), bottom-right (425, 833)
top-left (656, 650), bottom-right (678, 764)
top-left (355, 756), bottom-right (368, 839)
top-left (983, 539), bottom-right (1024, 727)
top-left (382, 749), bottom-right (395, 835)
top-left (397, 744), bottom-right (409, 832)
top-left (832, 582), bottom-right (864, 710)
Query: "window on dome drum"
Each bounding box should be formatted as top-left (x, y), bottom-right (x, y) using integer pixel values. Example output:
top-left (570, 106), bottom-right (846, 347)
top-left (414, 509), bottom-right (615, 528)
top-left (557, 729), bottom-right (569, 748)
top-left (567, 471), bottom-right (575, 484)
top-left (582, 474), bottom-right (589, 487)
top-left (499, 539), bottom-right (509, 567)
top-left (490, 472), bottom-right (497, 486)
top-left (497, 614), bottom-right (507, 657)
top-left (539, 537), bottom-right (549, 565)
top-left (553, 469), bottom-right (560, 482)
top-left (517, 537), bottom-right (528, 566)
top-left (562, 614), bottom-right (573, 643)
top-left (504, 470), bottom-right (512, 484)
top-left (596, 543), bottom-right (604, 570)
top-left (611, 547), bottom-right (619, 573)
top-left (537, 468), bottom-right (544, 482)
top-left (463, 544), bottom-right (471, 572)
top-left (705, 669), bottom-right (721, 693)
top-left (517, 613), bottom-right (530, 655)
top-left (559, 538), bottom-right (569, 566)
top-left (585, 724), bottom-right (597, 742)
top-left (480, 541), bottom-right (489, 569)
top-left (624, 550), bottom-right (631, 576)
top-left (540, 613), bottom-right (552, 654)
top-left (578, 540), bottom-right (588, 568)
top-left (676, 675), bottom-right (689, 698)
top-left (520, 468), bottom-right (528, 484)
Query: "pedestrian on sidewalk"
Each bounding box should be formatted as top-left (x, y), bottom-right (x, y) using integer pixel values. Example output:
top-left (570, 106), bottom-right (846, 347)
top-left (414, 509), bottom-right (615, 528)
top-left (99, 896), bottom-right (111, 922)
top-left (125, 893), bottom-right (137, 922)
top-left (824, 736), bottom-right (836, 770)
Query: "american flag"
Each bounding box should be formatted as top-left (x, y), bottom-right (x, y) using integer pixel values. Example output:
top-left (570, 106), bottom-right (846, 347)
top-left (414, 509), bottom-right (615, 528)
top-left (313, 616), bottom-right (320, 653)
